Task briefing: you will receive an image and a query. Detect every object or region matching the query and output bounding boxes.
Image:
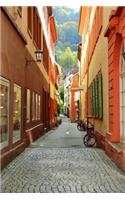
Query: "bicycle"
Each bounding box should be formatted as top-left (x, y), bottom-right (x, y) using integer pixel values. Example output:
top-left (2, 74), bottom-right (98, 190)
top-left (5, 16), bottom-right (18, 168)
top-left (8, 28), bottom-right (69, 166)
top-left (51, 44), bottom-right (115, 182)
top-left (83, 123), bottom-right (96, 147)
top-left (77, 120), bottom-right (87, 131)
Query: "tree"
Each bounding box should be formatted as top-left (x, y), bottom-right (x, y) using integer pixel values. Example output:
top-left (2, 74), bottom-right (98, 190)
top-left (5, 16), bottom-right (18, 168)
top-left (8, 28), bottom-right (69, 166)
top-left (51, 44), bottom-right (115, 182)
top-left (56, 47), bottom-right (77, 68)
top-left (59, 85), bottom-right (64, 102)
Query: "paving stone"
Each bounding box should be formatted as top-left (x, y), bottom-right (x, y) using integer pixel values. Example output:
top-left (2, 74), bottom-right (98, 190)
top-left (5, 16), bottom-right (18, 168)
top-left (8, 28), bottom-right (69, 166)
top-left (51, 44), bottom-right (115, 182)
top-left (1, 117), bottom-right (125, 193)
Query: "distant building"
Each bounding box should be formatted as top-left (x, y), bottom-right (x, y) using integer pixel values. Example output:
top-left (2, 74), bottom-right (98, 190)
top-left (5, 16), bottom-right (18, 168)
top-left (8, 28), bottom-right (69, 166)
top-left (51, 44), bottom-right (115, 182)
top-left (70, 72), bottom-right (79, 122)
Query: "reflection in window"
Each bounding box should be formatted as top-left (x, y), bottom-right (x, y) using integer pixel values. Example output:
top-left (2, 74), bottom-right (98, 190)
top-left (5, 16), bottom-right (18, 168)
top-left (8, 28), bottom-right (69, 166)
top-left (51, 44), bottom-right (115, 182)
top-left (0, 77), bottom-right (9, 149)
top-left (13, 84), bottom-right (21, 143)
top-left (26, 89), bottom-right (31, 122)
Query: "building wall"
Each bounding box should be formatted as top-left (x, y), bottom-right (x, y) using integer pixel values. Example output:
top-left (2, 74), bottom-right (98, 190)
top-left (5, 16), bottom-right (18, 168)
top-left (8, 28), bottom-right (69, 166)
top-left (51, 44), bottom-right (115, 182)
top-left (0, 6), bottom-right (53, 168)
top-left (104, 7), bottom-right (125, 171)
top-left (79, 7), bottom-right (114, 136)
top-left (78, 6), bottom-right (125, 171)
top-left (70, 74), bottom-right (79, 122)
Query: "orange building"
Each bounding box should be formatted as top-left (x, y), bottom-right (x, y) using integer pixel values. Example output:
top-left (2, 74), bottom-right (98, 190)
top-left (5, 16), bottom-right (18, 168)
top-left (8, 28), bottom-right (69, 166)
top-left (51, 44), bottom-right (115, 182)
top-left (78, 6), bottom-right (125, 171)
top-left (104, 7), bottom-right (125, 171)
top-left (49, 14), bottom-right (57, 128)
top-left (70, 73), bottom-right (79, 122)
top-left (0, 6), bottom-right (57, 168)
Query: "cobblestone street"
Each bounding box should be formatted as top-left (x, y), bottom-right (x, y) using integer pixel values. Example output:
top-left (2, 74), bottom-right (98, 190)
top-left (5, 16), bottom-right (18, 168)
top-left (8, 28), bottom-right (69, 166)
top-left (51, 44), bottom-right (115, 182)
top-left (1, 116), bottom-right (125, 193)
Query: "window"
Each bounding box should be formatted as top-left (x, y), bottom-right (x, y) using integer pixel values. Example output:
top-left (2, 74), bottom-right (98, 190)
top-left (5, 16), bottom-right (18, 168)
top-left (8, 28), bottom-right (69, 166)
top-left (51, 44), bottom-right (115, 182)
top-left (33, 7), bottom-right (37, 42)
top-left (32, 92), bottom-right (40, 121)
top-left (13, 84), bottom-right (21, 143)
top-left (18, 6), bottom-right (22, 17)
top-left (98, 72), bottom-right (103, 118)
top-left (32, 92), bottom-right (36, 120)
top-left (0, 77), bottom-right (9, 149)
top-left (26, 89), bottom-right (31, 122)
top-left (33, 7), bottom-right (41, 49)
top-left (37, 95), bottom-right (41, 120)
top-left (87, 72), bottom-right (103, 119)
top-left (28, 7), bottom-right (33, 35)
top-left (95, 77), bottom-right (99, 117)
top-left (38, 20), bottom-right (41, 49)
top-left (120, 42), bottom-right (125, 142)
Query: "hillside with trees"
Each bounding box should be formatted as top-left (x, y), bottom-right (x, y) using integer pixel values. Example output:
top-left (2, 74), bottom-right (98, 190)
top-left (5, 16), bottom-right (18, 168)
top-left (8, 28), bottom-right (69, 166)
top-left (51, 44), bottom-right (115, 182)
top-left (53, 7), bottom-right (81, 71)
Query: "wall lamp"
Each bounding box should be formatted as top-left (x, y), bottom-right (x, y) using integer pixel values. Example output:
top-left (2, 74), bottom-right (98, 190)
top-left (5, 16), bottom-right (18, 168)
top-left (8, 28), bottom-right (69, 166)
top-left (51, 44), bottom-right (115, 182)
top-left (123, 52), bottom-right (125, 60)
top-left (25, 49), bottom-right (43, 66)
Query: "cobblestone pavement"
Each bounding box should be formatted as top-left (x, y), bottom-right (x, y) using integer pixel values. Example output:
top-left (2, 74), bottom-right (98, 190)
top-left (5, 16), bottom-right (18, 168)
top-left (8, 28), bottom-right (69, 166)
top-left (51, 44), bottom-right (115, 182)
top-left (1, 116), bottom-right (125, 193)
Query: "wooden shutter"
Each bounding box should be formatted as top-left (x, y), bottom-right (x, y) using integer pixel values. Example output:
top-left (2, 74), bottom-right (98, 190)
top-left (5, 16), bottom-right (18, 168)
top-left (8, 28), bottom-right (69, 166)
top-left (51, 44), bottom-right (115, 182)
top-left (95, 77), bottom-right (99, 117)
top-left (98, 72), bottom-right (103, 118)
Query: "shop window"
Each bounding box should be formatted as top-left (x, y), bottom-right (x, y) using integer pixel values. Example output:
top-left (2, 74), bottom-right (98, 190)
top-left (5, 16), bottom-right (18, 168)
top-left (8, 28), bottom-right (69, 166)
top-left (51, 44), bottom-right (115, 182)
top-left (13, 84), bottom-right (21, 143)
top-left (0, 77), bottom-right (9, 149)
top-left (26, 89), bottom-right (31, 122)
top-left (32, 92), bottom-right (36, 120)
top-left (38, 95), bottom-right (41, 120)
top-left (120, 42), bottom-right (125, 141)
top-left (36, 94), bottom-right (41, 120)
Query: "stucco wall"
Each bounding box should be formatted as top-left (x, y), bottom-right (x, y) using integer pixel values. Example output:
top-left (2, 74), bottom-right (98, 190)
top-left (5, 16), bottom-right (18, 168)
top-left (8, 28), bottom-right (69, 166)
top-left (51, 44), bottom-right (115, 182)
top-left (80, 7), bottom-right (115, 135)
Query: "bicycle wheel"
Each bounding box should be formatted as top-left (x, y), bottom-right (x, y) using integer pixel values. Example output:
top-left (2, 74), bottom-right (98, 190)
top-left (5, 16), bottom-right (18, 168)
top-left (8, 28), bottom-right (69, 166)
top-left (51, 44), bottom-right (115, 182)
top-left (83, 134), bottom-right (89, 147)
top-left (83, 134), bottom-right (96, 147)
top-left (87, 135), bottom-right (96, 147)
top-left (77, 125), bottom-right (83, 131)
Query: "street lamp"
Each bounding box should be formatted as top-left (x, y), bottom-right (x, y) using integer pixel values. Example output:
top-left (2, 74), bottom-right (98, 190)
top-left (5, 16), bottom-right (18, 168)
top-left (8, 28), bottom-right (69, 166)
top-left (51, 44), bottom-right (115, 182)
top-left (25, 49), bottom-right (43, 66)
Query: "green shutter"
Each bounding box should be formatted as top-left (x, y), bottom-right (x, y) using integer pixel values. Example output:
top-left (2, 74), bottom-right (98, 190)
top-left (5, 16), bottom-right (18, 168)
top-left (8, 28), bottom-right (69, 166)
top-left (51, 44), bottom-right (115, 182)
top-left (94, 80), bottom-right (96, 117)
top-left (96, 77), bottom-right (99, 117)
top-left (98, 73), bottom-right (103, 118)
top-left (92, 82), bottom-right (95, 117)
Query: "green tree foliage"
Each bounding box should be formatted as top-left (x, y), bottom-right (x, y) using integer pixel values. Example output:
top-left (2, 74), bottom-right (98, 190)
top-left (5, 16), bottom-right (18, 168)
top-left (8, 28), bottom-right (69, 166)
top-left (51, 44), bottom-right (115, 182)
top-left (53, 7), bottom-right (81, 69)
top-left (59, 85), bottom-right (64, 102)
top-left (56, 47), bottom-right (77, 68)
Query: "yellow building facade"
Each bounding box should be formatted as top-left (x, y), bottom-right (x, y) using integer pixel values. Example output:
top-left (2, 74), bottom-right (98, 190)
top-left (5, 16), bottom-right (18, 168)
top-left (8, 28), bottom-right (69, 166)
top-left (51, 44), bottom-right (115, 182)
top-left (78, 6), bottom-right (116, 146)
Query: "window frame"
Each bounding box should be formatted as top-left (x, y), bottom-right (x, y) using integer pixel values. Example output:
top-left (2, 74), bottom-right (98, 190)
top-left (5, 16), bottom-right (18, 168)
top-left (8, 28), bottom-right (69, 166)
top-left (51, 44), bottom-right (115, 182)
top-left (13, 83), bottom-right (22, 144)
top-left (0, 76), bottom-right (10, 149)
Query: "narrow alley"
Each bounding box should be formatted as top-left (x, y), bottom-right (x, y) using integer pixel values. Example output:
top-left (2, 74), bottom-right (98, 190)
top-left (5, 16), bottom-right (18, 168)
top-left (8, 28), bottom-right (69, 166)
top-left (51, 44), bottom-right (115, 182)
top-left (0, 5), bottom-right (125, 195)
top-left (1, 116), bottom-right (125, 193)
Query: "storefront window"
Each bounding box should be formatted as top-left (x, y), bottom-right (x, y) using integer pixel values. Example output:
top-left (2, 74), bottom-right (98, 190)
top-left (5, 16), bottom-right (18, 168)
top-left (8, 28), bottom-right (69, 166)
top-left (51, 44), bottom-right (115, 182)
top-left (13, 84), bottom-right (21, 143)
top-left (32, 92), bottom-right (36, 120)
top-left (0, 77), bottom-right (9, 149)
top-left (38, 95), bottom-right (41, 120)
top-left (120, 42), bottom-right (125, 142)
top-left (26, 89), bottom-right (31, 122)
top-left (36, 95), bottom-right (41, 120)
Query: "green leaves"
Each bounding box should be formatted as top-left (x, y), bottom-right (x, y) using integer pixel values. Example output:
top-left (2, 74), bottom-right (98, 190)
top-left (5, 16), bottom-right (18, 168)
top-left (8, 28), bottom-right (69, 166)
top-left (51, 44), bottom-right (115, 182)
top-left (56, 47), bottom-right (77, 68)
top-left (53, 7), bottom-right (81, 69)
